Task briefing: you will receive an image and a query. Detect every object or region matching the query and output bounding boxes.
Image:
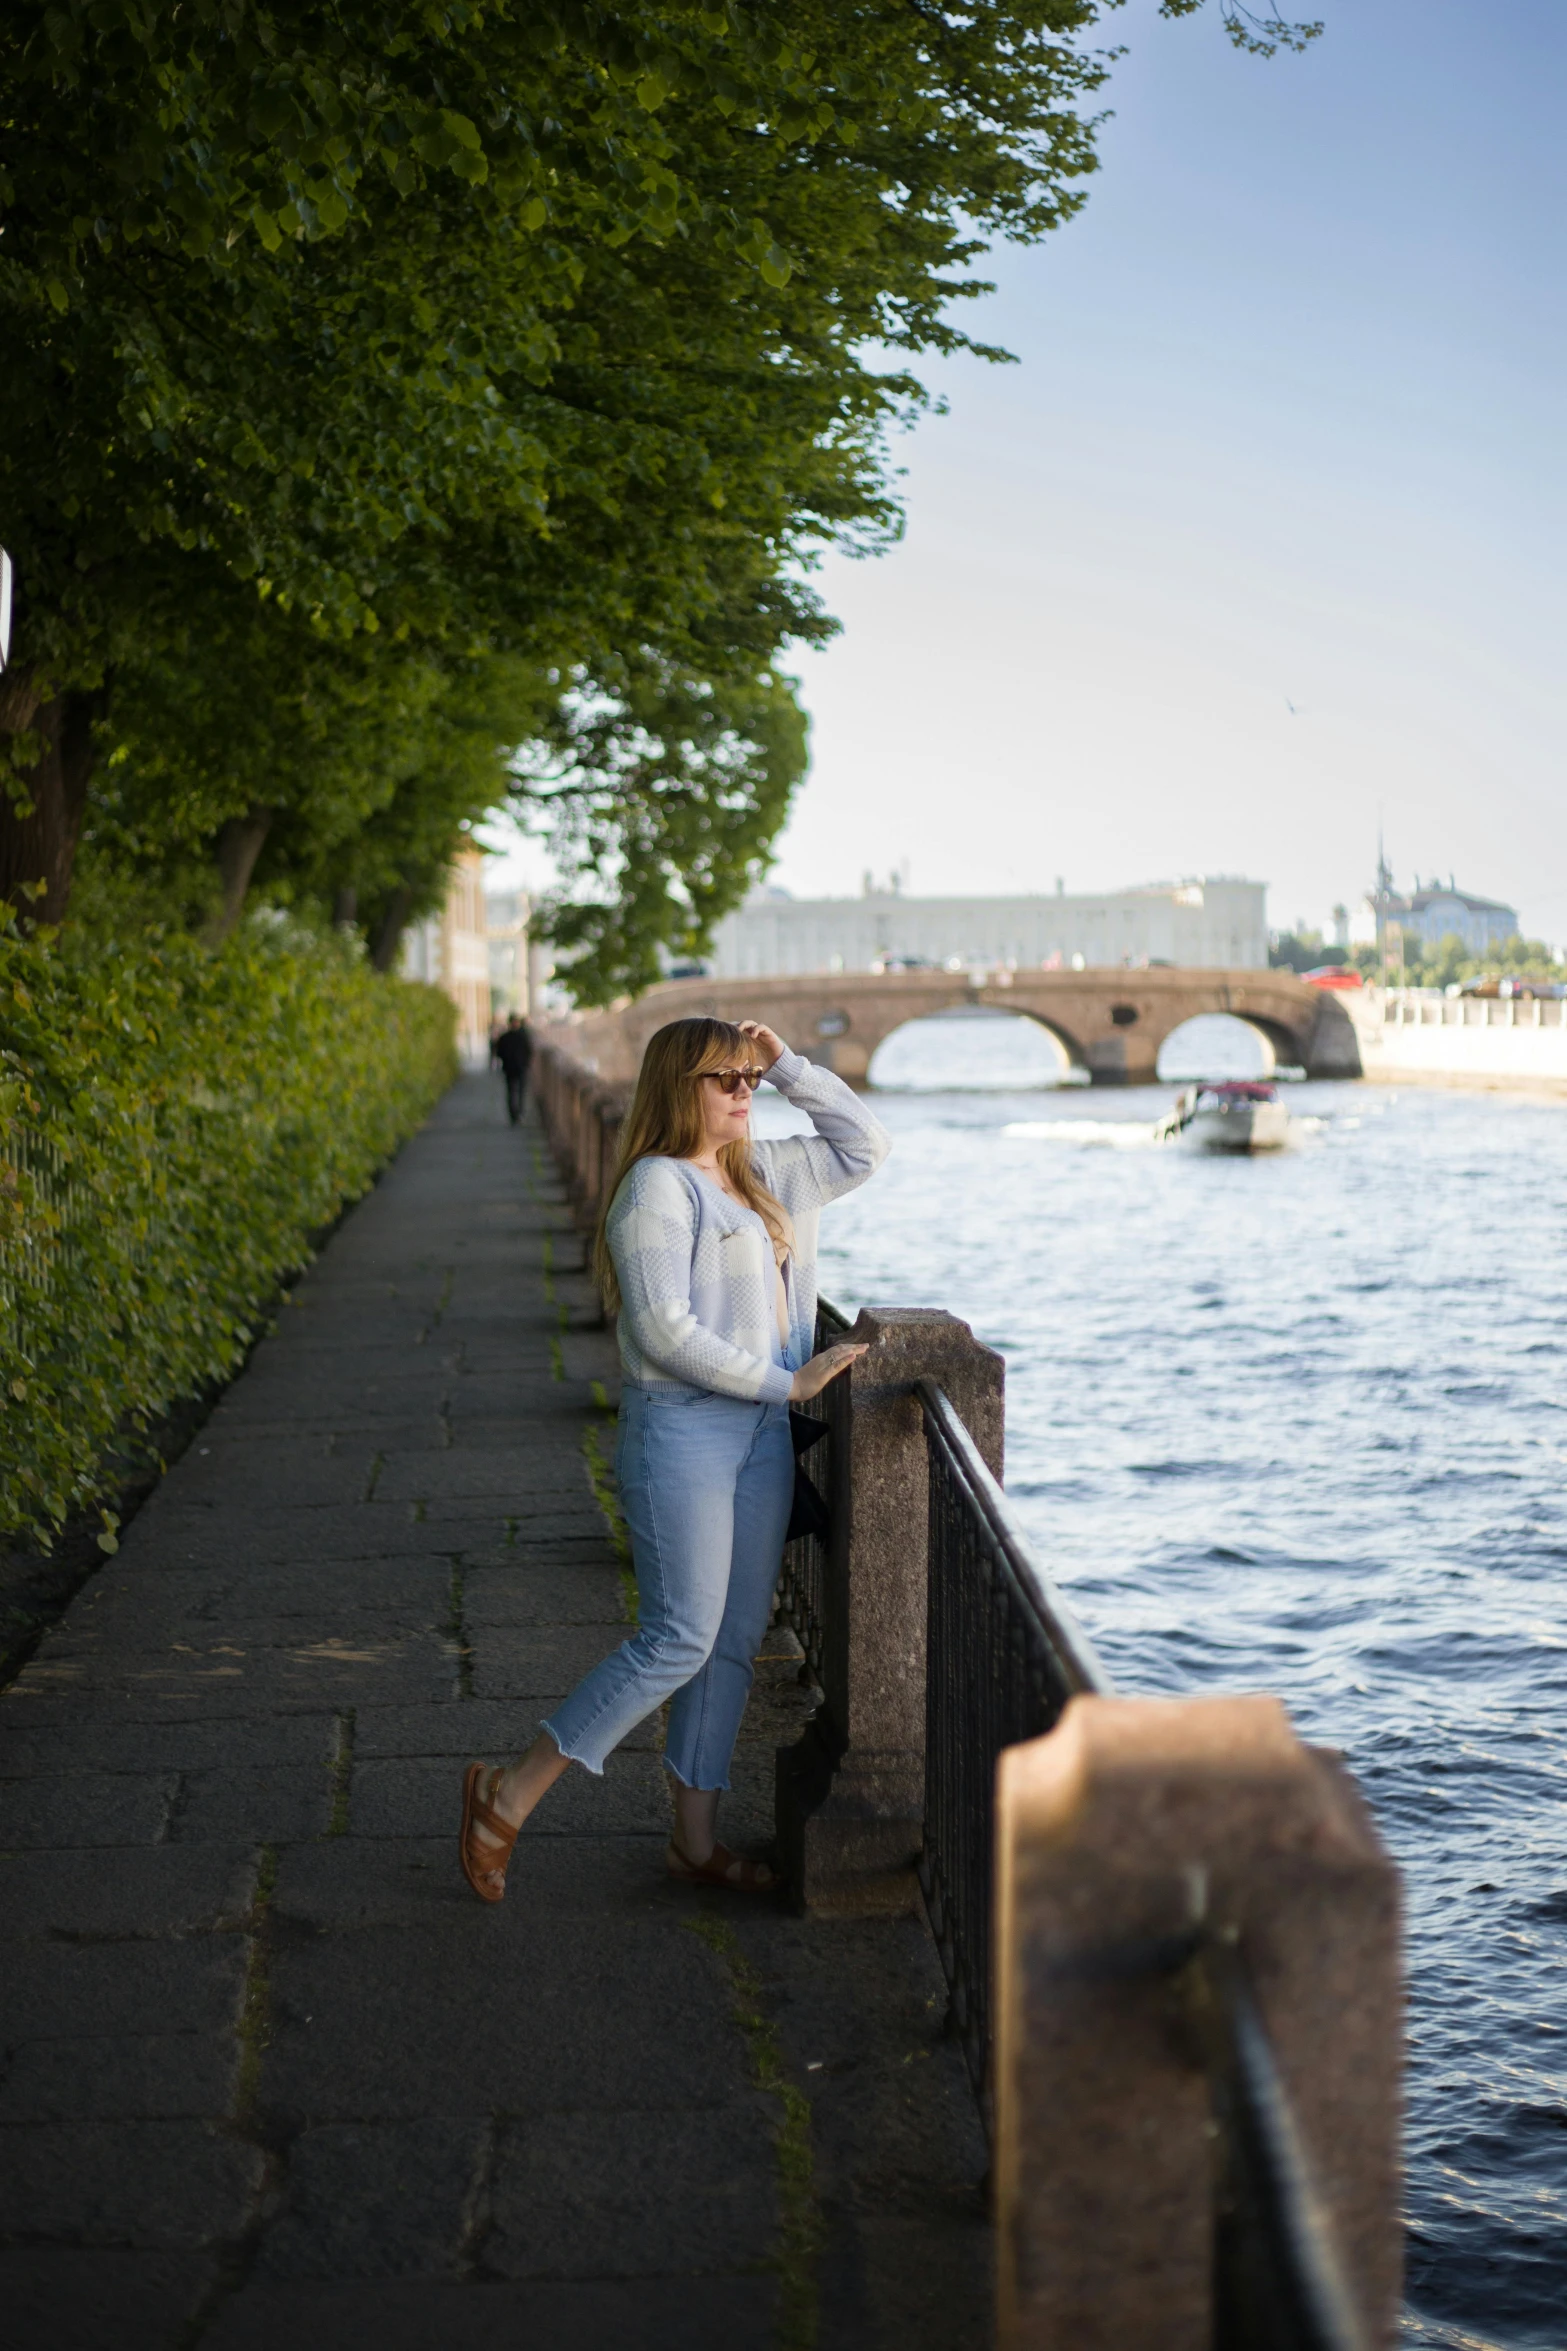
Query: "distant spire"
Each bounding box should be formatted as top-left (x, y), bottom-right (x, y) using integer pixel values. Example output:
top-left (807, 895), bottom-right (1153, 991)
top-left (1373, 821), bottom-right (1396, 983)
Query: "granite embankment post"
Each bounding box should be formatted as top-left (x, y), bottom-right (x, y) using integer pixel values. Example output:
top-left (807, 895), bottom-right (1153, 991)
top-left (776, 1308), bottom-right (1005, 1917)
top-left (994, 1696), bottom-right (1402, 2351)
top-left (0, 1073), bottom-right (989, 2351)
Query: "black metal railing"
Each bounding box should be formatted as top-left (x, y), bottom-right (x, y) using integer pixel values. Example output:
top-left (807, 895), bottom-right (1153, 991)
top-left (916, 1374), bottom-right (1369, 2351)
top-left (916, 1376), bottom-right (1110, 2110)
top-left (773, 1296), bottom-right (849, 1691)
top-left (1195, 1936), bottom-right (1374, 2351)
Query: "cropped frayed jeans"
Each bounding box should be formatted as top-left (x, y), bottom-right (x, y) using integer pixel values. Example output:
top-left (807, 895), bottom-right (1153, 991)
top-left (542, 1385), bottom-right (795, 1791)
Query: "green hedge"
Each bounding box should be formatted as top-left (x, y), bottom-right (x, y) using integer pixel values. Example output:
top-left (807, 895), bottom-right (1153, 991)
top-left (0, 912), bottom-right (457, 1549)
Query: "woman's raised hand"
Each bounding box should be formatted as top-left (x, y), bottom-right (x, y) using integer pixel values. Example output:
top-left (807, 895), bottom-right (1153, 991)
top-left (788, 1342), bottom-right (868, 1403)
top-left (737, 1019), bottom-right (787, 1070)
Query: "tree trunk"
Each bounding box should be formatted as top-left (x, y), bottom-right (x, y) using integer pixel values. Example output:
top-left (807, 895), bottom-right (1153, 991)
top-left (332, 883), bottom-right (359, 929)
top-left (370, 885), bottom-right (414, 973)
top-left (0, 675), bottom-right (98, 926)
top-left (202, 809), bottom-right (275, 948)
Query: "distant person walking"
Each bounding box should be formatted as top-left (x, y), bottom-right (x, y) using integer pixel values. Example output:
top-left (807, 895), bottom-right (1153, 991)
top-left (459, 1015), bottom-right (888, 1899)
top-left (494, 1014), bottom-right (532, 1124)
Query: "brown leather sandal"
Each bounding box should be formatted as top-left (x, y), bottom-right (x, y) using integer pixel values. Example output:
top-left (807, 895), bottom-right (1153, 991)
top-left (460, 1763), bottom-right (519, 1904)
top-left (665, 1839), bottom-right (777, 1894)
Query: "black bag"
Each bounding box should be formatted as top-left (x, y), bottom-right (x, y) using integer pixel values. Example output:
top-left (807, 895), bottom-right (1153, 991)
top-left (786, 1407), bottom-right (830, 1545)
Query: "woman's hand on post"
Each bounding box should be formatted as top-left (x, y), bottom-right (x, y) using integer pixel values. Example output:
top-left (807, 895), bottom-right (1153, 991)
top-left (737, 1019), bottom-right (787, 1071)
top-left (788, 1342), bottom-right (868, 1403)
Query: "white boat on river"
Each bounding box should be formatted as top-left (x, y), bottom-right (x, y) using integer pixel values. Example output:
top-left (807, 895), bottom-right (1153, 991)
top-left (1155, 1080), bottom-right (1291, 1153)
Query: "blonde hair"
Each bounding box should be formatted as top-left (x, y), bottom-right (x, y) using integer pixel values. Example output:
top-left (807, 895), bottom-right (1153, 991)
top-left (593, 1018), bottom-right (793, 1318)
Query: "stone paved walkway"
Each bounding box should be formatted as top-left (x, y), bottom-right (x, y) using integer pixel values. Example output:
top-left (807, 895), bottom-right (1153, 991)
top-left (0, 1075), bottom-right (989, 2350)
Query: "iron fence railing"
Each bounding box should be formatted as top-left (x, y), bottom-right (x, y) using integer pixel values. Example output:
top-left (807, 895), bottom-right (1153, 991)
top-left (1197, 1936), bottom-right (1374, 2351)
top-left (773, 1296), bottom-right (849, 1692)
top-left (915, 1374), bottom-right (1369, 2351)
top-left (916, 1376), bottom-right (1110, 2111)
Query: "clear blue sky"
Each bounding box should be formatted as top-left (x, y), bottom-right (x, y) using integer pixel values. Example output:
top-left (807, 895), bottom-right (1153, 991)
top-left (766, 0), bottom-right (1566, 940)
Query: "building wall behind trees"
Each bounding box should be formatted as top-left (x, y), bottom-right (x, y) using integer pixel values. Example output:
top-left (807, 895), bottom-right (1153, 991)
top-left (484, 890), bottom-right (531, 1022)
top-left (400, 846), bottom-right (492, 1061)
top-left (705, 878), bottom-right (1268, 977)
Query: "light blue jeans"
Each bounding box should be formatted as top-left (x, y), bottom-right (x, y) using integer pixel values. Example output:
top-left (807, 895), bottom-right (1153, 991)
top-left (542, 1385), bottom-right (796, 1790)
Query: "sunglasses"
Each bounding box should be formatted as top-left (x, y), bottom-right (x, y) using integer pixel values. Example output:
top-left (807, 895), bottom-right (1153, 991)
top-left (709, 1065), bottom-right (765, 1095)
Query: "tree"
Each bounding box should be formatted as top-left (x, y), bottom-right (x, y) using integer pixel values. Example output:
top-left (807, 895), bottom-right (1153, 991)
top-left (1374, 931), bottom-right (1563, 991)
top-left (2, 2), bottom-right (1319, 966)
top-left (85, 590), bottom-right (549, 950)
top-left (1270, 927), bottom-right (1344, 975)
top-left (517, 656), bottom-right (808, 1002)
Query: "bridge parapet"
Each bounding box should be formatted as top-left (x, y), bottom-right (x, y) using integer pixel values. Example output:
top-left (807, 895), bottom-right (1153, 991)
top-left (533, 1037), bottom-right (1400, 2350)
top-left (538, 966), bottom-right (1361, 1086)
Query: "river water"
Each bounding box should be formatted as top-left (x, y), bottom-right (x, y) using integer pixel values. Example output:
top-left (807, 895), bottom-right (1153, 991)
top-left (758, 1018), bottom-right (1567, 2351)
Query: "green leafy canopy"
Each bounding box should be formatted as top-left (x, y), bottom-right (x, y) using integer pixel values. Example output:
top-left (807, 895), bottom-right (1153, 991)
top-left (1, 2), bottom-right (1316, 987)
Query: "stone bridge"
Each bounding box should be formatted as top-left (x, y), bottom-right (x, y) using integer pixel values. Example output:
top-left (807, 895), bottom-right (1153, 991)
top-left (538, 966), bottom-right (1362, 1086)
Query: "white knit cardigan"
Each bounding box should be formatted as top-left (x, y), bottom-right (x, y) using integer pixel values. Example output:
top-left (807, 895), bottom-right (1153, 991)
top-left (606, 1047), bottom-right (890, 1405)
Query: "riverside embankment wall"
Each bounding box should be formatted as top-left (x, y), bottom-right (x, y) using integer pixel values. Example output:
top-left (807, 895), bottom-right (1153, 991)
top-left (1349, 986), bottom-right (1567, 1092)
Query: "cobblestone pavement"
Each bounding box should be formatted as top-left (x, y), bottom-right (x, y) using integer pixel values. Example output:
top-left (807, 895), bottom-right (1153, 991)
top-left (0, 1075), bottom-right (989, 2351)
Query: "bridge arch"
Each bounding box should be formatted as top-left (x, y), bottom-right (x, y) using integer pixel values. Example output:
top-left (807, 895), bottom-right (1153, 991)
top-left (867, 1006), bottom-right (1080, 1090)
top-left (1245, 1015), bottom-right (1312, 1070)
top-left (1157, 1012), bottom-right (1284, 1082)
top-left (1010, 1008), bottom-right (1090, 1073)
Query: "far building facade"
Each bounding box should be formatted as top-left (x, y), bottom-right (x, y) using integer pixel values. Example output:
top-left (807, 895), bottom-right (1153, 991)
top-left (703, 876), bottom-right (1268, 978)
top-left (1349, 861), bottom-right (1519, 962)
top-left (402, 847), bottom-right (547, 1060)
top-left (483, 888), bottom-right (532, 1019)
top-left (400, 843), bottom-right (492, 1060)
